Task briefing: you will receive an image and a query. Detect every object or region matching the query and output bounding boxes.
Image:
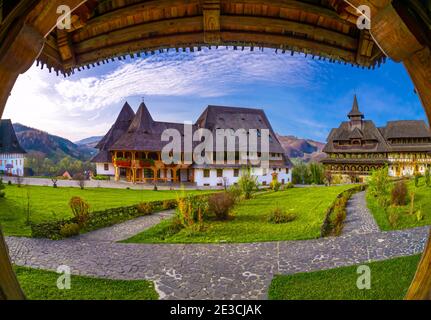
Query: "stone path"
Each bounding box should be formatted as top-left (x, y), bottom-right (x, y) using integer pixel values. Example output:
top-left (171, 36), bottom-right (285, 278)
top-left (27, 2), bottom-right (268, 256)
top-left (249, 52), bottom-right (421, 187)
top-left (76, 210), bottom-right (174, 242)
top-left (342, 192), bottom-right (380, 235)
top-left (5, 192), bottom-right (431, 300)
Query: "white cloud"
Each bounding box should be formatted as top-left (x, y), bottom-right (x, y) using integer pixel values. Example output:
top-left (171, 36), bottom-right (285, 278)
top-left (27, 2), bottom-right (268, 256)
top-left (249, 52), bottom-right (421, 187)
top-left (3, 48), bottom-right (317, 141)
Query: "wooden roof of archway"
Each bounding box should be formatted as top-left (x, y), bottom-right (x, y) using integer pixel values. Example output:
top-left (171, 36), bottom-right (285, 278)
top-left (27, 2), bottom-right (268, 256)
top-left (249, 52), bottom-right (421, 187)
top-left (0, 0), bottom-right (398, 76)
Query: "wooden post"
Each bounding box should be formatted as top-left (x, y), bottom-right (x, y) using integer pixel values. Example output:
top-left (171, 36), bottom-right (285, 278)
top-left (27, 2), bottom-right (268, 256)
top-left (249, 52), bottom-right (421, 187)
top-left (0, 228), bottom-right (26, 300)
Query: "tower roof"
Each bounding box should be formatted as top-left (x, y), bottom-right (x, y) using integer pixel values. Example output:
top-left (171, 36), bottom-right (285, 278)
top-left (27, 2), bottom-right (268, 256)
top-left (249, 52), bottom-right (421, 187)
top-left (348, 95), bottom-right (364, 119)
top-left (92, 102), bottom-right (135, 162)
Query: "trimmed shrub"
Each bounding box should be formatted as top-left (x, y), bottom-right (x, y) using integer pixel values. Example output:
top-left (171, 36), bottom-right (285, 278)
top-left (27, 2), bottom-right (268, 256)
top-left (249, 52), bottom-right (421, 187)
top-left (162, 199), bottom-right (177, 210)
top-left (92, 175), bottom-right (110, 181)
top-left (136, 202), bottom-right (153, 215)
top-left (69, 196), bottom-right (90, 227)
top-left (368, 166), bottom-right (391, 208)
top-left (60, 223), bottom-right (80, 238)
top-left (391, 180), bottom-right (408, 206)
top-left (267, 207), bottom-right (297, 224)
top-left (208, 192), bottom-right (235, 221)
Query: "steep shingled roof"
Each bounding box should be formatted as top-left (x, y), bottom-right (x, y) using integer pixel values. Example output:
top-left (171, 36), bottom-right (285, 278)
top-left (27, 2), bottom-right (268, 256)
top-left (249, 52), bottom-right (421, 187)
top-left (91, 102), bottom-right (135, 163)
top-left (107, 104), bottom-right (291, 167)
top-left (0, 119), bottom-right (26, 154)
top-left (323, 96), bottom-right (431, 154)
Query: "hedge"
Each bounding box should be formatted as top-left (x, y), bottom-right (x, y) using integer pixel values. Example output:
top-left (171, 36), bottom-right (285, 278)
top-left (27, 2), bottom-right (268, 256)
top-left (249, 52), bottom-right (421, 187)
top-left (30, 195), bottom-right (208, 240)
top-left (320, 184), bottom-right (366, 237)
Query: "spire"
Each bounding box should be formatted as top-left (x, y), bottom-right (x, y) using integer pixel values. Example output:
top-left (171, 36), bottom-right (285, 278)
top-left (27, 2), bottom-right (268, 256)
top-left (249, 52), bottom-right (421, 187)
top-left (95, 101), bottom-right (135, 150)
top-left (128, 102), bottom-right (154, 133)
top-left (348, 94), bottom-right (364, 120)
top-left (116, 101), bottom-right (135, 123)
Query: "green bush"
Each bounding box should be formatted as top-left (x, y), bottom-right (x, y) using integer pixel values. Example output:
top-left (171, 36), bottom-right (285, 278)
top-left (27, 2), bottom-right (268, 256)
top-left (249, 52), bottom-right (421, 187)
top-left (368, 166), bottom-right (391, 208)
top-left (136, 202), bottom-right (153, 215)
top-left (237, 167), bottom-right (258, 199)
top-left (228, 184), bottom-right (243, 203)
top-left (92, 175), bottom-right (110, 181)
top-left (267, 207), bottom-right (297, 224)
top-left (60, 223), bottom-right (80, 237)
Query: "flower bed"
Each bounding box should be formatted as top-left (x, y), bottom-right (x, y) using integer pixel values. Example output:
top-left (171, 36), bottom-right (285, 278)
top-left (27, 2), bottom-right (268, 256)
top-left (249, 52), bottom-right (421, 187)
top-left (30, 195), bottom-right (209, 240)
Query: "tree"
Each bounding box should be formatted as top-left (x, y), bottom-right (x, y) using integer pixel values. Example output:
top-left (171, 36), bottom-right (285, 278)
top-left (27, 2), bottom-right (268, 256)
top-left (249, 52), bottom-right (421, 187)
top-left (324, 170), bottom-right (333, 186)
top-left (368, 166), bottom-right (391, 207)
top-left (292, 163), bottom-right (311, 184)
top-left (309, 163), bottom-right (324, 184)
top-left (237, 167), bottom-right (258, 199)
top-left (73, 173), bottom-right (86, 190)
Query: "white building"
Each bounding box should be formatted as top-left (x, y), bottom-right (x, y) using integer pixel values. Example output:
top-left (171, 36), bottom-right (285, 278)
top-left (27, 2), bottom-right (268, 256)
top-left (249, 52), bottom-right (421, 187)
top-left (0, 119), bottom-right (26, 177)
top-left (93, 102), bottom-right (293, 187)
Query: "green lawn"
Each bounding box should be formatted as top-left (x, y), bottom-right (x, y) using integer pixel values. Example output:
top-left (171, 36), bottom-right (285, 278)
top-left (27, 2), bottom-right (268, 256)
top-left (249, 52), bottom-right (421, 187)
top-left (0, 185), bottom-right (210, 236)
top-left (124, 185), bottom-right (355, 244)
top-left (269, 254), bottom-right (420, 300)
top-left (15, 266), bottom-right (158, 300)
top-left (367, 178), bottom-right (431, 231)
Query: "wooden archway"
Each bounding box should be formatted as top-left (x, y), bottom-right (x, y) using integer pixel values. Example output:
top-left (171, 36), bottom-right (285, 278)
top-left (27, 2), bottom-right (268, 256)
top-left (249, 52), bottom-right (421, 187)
top-left (0, 0), bottom-right (430, 300)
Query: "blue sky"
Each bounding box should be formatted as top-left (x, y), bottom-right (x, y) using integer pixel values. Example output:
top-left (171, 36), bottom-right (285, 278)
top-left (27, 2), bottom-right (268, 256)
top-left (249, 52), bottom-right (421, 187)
top-left (4, 47), bottom-right (426, 142)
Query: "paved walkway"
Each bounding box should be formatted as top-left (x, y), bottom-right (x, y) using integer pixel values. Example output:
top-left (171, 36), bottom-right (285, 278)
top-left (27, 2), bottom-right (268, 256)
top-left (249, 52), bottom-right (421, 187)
top-left (5, 192), bottom-right (430, 300)
top-left (342, 192), bottom-right (380, 235)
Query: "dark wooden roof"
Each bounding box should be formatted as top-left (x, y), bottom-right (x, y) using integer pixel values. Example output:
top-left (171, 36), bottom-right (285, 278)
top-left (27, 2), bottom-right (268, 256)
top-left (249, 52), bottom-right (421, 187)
top-left (323, 96), bottom-right (431, 154)
top-left (91, 101), bottom-right (135, 162)
top-left (25, 0), bottom-right (388, 76)
top-left (0, 119), bottom-right (26, 154)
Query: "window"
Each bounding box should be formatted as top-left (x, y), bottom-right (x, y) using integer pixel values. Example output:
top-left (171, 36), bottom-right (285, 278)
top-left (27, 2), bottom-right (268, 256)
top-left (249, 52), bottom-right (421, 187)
top-left (234, 169), bottom-right (239, 177)
top-left (203, 169), bottom-right (210, 178)
top-left (104, 163), bottom-right (109, 171)
top-left (286, 168), bottom-right (289, 174)
top-left (217, 169), bottom-right (223, 177)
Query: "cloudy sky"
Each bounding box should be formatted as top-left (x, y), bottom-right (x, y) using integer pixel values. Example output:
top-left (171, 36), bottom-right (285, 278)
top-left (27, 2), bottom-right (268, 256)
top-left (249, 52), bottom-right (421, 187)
top-left (3, 47), bottom-right (426, 142)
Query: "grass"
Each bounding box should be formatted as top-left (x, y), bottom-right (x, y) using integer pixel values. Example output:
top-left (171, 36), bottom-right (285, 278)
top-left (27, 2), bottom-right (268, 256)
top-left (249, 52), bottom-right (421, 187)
top-left (367, 178), bottom-right (431, 231)
top-left (15, 266), bottom-right (158, 300)
top-left (0, 184), bottom-right (210, 236)
top-left (268, 254), bottom-right (421, 300)
top-left (123, 185), bottom-right (356, 244)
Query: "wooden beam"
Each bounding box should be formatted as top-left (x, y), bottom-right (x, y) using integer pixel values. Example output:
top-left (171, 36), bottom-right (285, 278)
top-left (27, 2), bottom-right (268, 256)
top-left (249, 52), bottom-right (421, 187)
top-left (71, 0), bottom-right (201, 42)
top-left (0, 228), bottom-right (26, 300)
top-left (221, 15), bottom-right (358, 51)
top-left (203, 0), bottom-right (221, 43)
top-left (224, 0), bottom-right (348, 23)
top-left (76, 32), bottom-right (205, 66)
top-left (74, 16), bottom-right (203, 55)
